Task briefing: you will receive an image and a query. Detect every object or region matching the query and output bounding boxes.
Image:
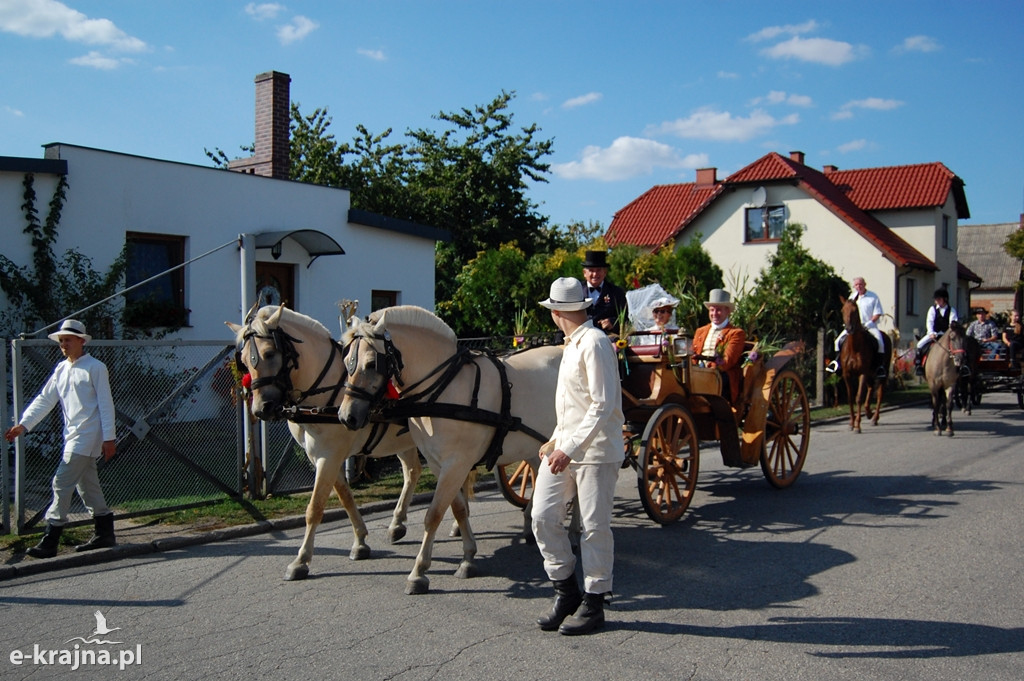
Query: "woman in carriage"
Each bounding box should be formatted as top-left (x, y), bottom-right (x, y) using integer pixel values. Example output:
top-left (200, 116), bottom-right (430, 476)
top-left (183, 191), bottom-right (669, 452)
top-left (625, 283), bottom-right (680, 347)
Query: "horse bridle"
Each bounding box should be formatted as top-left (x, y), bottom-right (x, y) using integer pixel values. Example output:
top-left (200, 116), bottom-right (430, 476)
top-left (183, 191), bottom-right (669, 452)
top-left (236, 323), bottom-right (347, 414)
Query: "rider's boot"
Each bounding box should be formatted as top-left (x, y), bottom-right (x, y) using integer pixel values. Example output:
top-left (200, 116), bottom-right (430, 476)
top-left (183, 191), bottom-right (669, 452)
top-left (914, 349), bottom-right (925, 376)
top-left (537, 577), bottom-right (582, 631)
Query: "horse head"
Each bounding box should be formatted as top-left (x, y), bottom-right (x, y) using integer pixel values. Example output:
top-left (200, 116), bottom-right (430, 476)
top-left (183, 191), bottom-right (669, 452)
top-left (841, 296), bottom-right (863, 334)
top-left (227, 305), bottom-right (342, 421)
top-left (338, 313), bottom-right (399, 430)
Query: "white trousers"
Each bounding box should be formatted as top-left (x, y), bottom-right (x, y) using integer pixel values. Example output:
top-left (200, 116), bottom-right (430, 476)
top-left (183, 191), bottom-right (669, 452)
top-left (45, 453), bottom-right (110, 525)
top-left (835, 326), bottom-right (886, 354)
top-left (532, 459), bottom-right (619, 595)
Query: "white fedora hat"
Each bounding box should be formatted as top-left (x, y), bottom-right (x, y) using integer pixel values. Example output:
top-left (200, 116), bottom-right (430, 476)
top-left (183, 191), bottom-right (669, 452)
top-left (47, 319), bottom-right (92, 343)
top-left (703, 289), bottom-right (735, 310)
top-left (539, 277), bottom-right (593, 312)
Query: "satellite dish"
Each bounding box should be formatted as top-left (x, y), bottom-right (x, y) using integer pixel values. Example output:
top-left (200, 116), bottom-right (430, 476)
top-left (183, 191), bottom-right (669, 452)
top-left (751, 186), bottom-right (767, 207)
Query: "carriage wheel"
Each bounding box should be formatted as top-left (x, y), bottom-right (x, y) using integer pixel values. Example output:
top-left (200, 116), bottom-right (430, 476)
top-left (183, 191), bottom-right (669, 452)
top-left (637, 404), bottom-right (699, 524)
top-left (496, 460), bottom-right (534, 508)
top-left (761, 369), bottom-right (810, 489)
top-left (1017, 376), bottom-right (1024, 410)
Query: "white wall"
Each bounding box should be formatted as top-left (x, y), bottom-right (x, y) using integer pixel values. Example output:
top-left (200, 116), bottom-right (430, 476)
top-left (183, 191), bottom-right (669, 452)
top-left (1, 144), bottom-right (438, 340)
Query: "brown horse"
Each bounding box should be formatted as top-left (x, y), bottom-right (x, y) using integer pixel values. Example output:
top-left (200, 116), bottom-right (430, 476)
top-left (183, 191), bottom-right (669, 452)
top-left (924, 322), bottom-right (968, 436)
top-left (839, 297), bottom-right (892, 432)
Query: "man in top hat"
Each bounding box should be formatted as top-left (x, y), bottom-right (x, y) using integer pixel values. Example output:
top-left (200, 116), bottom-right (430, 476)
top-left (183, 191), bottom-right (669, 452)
top-left (5, 319), bottom-right (117, 558)
top-left (582, 250), bottom-right (627, 334)
top-left (691, 289), bottom-right (747, 404)
top-left (533, 277), bottom-right (624, 636)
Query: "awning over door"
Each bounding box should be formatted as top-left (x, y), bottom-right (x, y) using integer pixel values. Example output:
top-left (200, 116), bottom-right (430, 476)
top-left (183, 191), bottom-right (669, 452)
top-left (254, 229), bottom-right (345, 267)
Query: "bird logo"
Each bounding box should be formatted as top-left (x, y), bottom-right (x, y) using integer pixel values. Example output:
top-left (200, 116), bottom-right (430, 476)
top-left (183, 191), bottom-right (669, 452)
top-left (65, 610), bottom-right (123, 644)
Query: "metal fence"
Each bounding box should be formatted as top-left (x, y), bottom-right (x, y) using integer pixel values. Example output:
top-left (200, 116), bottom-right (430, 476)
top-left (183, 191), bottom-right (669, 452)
top-left (3, 338), bottom-right (315, 535)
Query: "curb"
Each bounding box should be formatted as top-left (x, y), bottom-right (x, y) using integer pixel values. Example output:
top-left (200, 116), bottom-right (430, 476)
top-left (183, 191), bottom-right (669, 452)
top-left (0, 486), bottom-right (469, 582)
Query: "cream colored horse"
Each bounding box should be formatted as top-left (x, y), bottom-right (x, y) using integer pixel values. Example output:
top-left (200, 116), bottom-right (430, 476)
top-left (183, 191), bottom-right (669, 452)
top-left (227, 305), bottom-right (425, 581)
top-left (338, 305), bottom-right (561, 595)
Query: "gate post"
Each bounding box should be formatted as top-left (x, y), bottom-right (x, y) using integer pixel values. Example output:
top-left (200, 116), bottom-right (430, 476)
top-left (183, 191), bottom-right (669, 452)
top-left (815, 328), bottom-right (825, 408)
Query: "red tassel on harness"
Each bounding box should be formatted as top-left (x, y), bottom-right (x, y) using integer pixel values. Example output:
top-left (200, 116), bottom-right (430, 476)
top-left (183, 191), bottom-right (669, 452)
top-left (241, 373), bottom-right (252, 389)
top-left (386, 380), bottom-right (401, 400)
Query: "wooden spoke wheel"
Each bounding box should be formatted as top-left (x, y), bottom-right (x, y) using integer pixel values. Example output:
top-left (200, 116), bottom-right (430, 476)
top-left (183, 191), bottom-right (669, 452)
top-left (636, 404), bottom-right (699, 524)
top-left (496, 460), bottom-right (534, 508)
top-left (761, 369), bottom-right (810, 489)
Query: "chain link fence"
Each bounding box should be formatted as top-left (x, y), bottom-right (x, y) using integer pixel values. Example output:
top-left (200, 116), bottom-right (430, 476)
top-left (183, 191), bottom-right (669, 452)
top-left (3, 339), bottom-right (311, 534)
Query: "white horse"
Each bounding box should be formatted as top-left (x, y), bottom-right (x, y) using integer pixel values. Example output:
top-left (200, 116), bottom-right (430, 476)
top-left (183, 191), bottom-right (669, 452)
top-left (338, 305), bottom-right (561, 595)
top-left (227, 305), bottom-right (427, 581)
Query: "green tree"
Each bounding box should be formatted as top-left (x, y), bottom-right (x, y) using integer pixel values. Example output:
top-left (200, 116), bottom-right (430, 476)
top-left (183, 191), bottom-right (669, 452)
top-left (732, 223), bottom-right (846, 344)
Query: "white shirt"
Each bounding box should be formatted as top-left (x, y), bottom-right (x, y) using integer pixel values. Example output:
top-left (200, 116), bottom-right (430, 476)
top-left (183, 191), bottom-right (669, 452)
top-left (20, 353), bottom-right (116, 458)
top-left (853, 290), bottom-right (883, 329)
top-left (926, 304), bottom-right (959, 336)
top-left (549, 321), bottom-right (624, 464)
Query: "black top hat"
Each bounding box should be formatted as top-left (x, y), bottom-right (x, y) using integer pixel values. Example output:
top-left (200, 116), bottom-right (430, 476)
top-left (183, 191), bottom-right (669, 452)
top-left (933, 288), bottom-right (949, 301)
top-left (582, 250), bottom-right (610, 268)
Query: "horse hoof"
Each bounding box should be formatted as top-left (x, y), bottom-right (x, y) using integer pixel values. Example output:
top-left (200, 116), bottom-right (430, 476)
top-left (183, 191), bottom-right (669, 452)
top-left (284, 564), bottom-right (309, 581)
top-left (388, 525), bottom-right (407, 544)
top-left (454, 562), bottom-right (478, 580)
top-left (349, 545), bottom-right (371, 561)
top-left (405, 578), bottom-right (429, 595)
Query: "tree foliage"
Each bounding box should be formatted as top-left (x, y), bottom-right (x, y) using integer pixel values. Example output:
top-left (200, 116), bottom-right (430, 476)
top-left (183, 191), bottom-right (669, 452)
top-left (731, 223), bottom-right (847, 344)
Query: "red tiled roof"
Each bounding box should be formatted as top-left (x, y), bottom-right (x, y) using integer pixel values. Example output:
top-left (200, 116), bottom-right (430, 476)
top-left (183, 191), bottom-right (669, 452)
top-left (606, 151), bottom-right (973, 272)
top-left (606, 182), bottom-right (722, 248)
top-left (824, 163), bottom-right (970, 218)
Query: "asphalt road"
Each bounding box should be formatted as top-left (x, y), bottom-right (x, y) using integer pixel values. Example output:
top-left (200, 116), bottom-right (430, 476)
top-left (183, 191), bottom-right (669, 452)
top-left (1, 392), bottom-right (1022, 680)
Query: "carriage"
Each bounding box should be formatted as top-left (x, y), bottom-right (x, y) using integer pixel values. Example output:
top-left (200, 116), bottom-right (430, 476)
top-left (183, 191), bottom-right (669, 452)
top-left (498, 331), bottom-right (811, 525)
top-left (960, 348), bottom-right (1024, 410)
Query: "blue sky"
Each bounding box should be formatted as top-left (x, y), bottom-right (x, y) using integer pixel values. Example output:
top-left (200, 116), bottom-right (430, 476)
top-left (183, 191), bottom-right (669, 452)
top-left (2, 0), bottom-right (1022, 230)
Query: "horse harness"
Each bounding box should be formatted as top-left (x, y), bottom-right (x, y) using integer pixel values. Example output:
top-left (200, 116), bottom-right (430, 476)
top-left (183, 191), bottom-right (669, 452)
top-left (236, 322), bottom-right (396, 455)
top-left (345, 330), bottom-right (549, 470)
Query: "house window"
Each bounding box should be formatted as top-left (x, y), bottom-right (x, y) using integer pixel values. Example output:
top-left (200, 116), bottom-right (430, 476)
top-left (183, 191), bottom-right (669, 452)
top-left (941, 215), bottom-right (951, 250)
top-left (124, 232), bottom-right (188, 328)
top-left (745, 206), bottom-right (785, 242)
top-left (371, 290), bottom-right (398, 311)
top-left (905, 278), bottom-right (918, 316)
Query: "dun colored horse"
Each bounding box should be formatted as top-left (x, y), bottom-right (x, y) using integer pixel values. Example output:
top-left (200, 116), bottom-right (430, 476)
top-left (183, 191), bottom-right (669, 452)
top-left (924, 322), bottom-right (969, 436)
top-left (227, 305), bottom-right (428, 581)
top-left (839, 297), bottom-right (892, 432)
top-left (338, 306), bottom-right (561, 595)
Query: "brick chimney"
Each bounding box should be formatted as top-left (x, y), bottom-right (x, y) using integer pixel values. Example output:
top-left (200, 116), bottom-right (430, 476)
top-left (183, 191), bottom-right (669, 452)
top-left (695, 167), bottom-right (717, 186)
top-left (789, 150), bottom-right (805, 165)
top-left (823, 164), bottom-right (838, 174)
top-left (228, 71), bottom-right (291, 179)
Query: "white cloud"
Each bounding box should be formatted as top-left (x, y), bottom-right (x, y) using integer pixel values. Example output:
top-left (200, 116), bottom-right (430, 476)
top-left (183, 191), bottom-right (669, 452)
top-left (717, 71), bottom-right (739, 79)
top-left (746, 20), bottom-right (819, 43)
top-left (751, 90), bottom-right (814, 107)
top-left (357, 47), bottom-right (386, 61)
top-left (277, 15), bottom-right (318, 44)
top-left (552, 137), bottom-right (706, 181)
top-left (896, 35), bottom-right (941, 53)
top-left (5, 105), bottom-right (25, 117)
top-left (562, 92), bottom-right (602, 109)
top-left (646, 108), bottom-right (799, 143)
top-left (761, 36), bottom-right (868, 66)
top-left (245, 3), bottom-right (284, 21)
top-left (837, 139), bottom-right (868, 153)
top-left (831, 97), bottom-right (903, 120)
top-left (69, 50), bottom-right (123, 70)
top-left (0, 0), bottom-right (146, 52)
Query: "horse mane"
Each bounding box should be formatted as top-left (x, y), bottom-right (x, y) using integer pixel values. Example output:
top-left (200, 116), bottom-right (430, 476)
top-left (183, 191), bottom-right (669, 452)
top-left (373, 306), bottom-right (458, 343)
top-left (249, 305), bottom-right (332, 340)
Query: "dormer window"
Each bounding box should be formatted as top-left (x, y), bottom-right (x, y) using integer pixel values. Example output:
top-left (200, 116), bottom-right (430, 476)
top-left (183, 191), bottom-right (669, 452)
top-left (745, 205), bottom-right (785, 242)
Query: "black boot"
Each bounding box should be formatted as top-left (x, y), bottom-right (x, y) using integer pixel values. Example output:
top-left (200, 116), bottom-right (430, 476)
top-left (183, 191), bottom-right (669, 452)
top-left (914, 350), bottom-right (925, 377)
top-left (26, 524), bottom-right (63, 559)
top-left (536, 577), bottom-right (582, 631)
top-left (76, 513), bottom-right (117, 552)
top-left (558, 591), bottom-right (607, 636)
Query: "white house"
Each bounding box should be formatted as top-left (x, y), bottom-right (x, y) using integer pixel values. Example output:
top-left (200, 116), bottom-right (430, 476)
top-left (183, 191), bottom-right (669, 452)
top-left (0, 71), bottom-right (446, 340)
top-left (607, 150), bottom-right (978, 348)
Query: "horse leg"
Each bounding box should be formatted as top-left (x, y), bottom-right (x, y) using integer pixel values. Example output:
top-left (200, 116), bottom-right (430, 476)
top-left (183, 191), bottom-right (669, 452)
top-left (845, 376), bottom-right (857, 431)
top-left (406, 463), bottom-right (477, 595)
top-left (870, 381), bottom-right (884, 426)
top-left (387, 448), bottom-right (422, 544)
top-left (333, 472), bottom-right (371, 560)
top-left (450, 483), bottom-right (479, 580)
top-left (945, 387), bottom-right (956, 436)
top-left (854, 375), bottom-right (867, 433)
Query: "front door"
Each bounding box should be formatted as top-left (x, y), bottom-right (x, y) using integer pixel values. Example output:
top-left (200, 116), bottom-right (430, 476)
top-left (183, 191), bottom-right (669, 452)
top-left (255, 262), bottom-right (295, 309)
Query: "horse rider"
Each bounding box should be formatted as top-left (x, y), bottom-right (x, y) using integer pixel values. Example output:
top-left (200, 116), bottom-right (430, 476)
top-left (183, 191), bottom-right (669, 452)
top-left (914, 288), bottom-right (959, 376)
top-left (827, 277), bottom-right (887, 378)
